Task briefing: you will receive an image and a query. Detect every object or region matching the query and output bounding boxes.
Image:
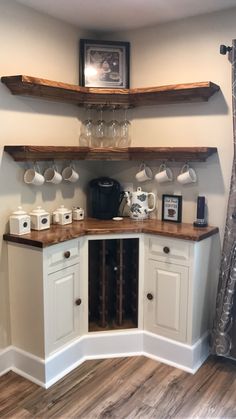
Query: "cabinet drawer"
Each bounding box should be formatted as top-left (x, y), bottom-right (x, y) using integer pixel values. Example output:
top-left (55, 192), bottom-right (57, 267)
top-left (148, 236), bottom-right (190, 265)
top-left (45, 239), bottom-right (80, 273)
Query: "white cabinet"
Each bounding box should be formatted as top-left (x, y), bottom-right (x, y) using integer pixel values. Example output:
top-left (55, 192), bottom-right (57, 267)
top-left (46, 263), bottom-right (81, 354)
top-left (8, 238), bottom-right (83, 358)
top-left (144, 234), bottom-right (213, 345)
top-left (144, 260), bottom-right (189, 342)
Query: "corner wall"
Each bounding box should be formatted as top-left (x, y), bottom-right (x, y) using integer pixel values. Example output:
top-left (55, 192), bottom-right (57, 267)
top-left (107, 7), bottom-right (235, 239)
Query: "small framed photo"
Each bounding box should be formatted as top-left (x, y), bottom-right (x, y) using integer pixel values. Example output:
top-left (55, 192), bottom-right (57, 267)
top-left (162, 195), bottom-right (182, 223)
top-left (79, 39), bottom-right (130, 88)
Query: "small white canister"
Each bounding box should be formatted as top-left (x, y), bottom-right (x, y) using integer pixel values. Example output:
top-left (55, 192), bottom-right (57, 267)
top-left (52, 205), bottom-right (72, 225)
top-left (72, 207), bottom-right (84, 221)
top-left (9, 207), bottom-right (31, 235)
top-left (30, 206), bottom-right (50, 231)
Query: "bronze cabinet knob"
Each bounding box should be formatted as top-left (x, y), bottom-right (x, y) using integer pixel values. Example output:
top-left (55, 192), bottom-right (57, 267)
top-left (147, 293), bottom-right (153, 301)
top-left (75, 298), bottom-right (82, 306)
top-left (64, 251), bottom-right (71, 259)
top-left (163, 246), bottom-right (170, 254)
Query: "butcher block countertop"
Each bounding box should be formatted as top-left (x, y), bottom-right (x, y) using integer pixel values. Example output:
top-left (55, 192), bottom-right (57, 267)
top-left (3, 218), bottom-right (219, 248)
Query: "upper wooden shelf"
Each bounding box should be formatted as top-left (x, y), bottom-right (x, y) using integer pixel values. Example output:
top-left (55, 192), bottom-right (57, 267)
top-left (4, 146), bottom-right (217, 162)
top-left (1, 75), bottom-right (220, 108)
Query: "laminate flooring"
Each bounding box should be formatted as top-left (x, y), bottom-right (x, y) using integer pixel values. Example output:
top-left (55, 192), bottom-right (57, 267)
top-left (1, 355), bottom-right (236, 418)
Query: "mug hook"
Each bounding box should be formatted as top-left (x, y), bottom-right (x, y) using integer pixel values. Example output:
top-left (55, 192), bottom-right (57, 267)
top-left (139, 161), bottom-right (146, 171)
top-left (181, 162), bottom-right (189, 173)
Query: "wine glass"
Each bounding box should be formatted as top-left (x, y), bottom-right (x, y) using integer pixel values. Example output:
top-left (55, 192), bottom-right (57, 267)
top-left (106, 106), bottom-right (120, 147)
top-left (91, 106), bottom-right (107, 147)
top-left (118, 108), bottom-right (131, 147)
top-left (79, 106), bottom-right (93, 147)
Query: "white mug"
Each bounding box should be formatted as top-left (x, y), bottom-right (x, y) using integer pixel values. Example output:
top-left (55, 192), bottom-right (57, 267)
top-left (135, 163), bottom-right (153, 182)
top-left (155, 164), bottom-right (173, 183)
top-left (44, 166), bottom-right (62, 184)
top-left (177, 164), bottom-right (197, 185)
top-left (24, 167), bottom-right (45, 186)
top-left (62, 166), bottom-right (79, 183)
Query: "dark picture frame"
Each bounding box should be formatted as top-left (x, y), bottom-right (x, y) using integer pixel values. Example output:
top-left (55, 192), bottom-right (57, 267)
top-left (162, 195), bottom-right (182, 223)
top-left (79, 39), bottom-right (130, 88)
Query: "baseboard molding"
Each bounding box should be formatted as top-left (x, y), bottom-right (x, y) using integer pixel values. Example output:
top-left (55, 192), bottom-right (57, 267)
top-left (143, 331), bottom-right (209, 374)
top-left (0, 331), bottom-right (209, 388)
top-left (12, 346), bottom-right (46, 387)
top-left (0, 346), bottom-right (13, 376)
top-left (45, 330), bottom-right (143, 388)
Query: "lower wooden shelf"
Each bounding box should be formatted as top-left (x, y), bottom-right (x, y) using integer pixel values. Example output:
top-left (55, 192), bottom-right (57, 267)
top-left (4, 145), bottom-right (217, 162)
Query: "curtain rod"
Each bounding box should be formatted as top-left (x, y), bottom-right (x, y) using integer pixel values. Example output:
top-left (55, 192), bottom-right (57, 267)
top-left (220, 44), bottom-right (232, 55)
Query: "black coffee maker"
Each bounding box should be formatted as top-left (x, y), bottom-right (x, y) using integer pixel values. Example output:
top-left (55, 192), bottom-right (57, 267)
top-left (88, 177), bottom-right (121, 220)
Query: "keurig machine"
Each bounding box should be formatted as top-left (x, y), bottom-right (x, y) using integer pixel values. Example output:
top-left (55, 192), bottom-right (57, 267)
top-left (88, 177), bottom-right (121, 219)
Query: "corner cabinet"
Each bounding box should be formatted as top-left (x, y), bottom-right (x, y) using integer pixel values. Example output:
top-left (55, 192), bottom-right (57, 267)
top-left (4, 224), bottom-right (218, 387)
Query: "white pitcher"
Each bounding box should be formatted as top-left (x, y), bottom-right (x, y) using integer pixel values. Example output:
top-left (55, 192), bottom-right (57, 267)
top-left (125, 187), bottom-right (156, 220)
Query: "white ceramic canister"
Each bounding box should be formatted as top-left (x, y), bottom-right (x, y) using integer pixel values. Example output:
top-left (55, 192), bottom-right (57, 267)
top-left (30, 206), bottom-right (50, 230)
top-left (72, 207), bottom-right (84, 221)
top-left (9, 206), bottom-right (31, 235)
top-left (52, 205), bottom-right (72, 225)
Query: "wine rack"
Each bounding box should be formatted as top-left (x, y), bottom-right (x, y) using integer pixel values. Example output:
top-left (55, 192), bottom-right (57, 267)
top-left (89, 238), bottom-right (139, 331)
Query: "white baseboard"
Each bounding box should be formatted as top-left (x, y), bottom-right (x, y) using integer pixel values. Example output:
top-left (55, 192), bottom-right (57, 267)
top-left (0, 346), bottom-right (13, 376)
top-left (0, 331), bottom-right (209, 388)
top-left (12, 346), bottom-right (46, 387)
top-left (143, 331), bottom-right (209, 374)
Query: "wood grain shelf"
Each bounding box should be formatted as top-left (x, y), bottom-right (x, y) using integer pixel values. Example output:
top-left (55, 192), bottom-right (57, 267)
top-left (4, 145), bottom-right (217, 162)
top-left (1, 75), bottom-right (220, 108)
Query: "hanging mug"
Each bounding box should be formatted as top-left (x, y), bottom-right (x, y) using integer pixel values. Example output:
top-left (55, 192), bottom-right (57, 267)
top-left (44, 164), bottom-right (62, 184)
top-left (24, 164), bottom-right (45, 186)
top-left (155, 163), bottom-right (173, 183)
top-left (62, 165), bottom-right (79, 183)
top-left (135, 163), bottom-right (153, 182)
top-left (177, 164), bottom-right (197, 185)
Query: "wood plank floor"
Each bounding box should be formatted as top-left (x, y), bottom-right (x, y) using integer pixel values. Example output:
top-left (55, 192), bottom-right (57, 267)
top-left (1, 355), bottom-right (236, 418)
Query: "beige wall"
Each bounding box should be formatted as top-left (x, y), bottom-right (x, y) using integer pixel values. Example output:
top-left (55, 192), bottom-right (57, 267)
top-left (106, 7), bottom-right (235, 238)
top-left (0, 2), bottom-right (235, 350)
top-left (0, 0), bottom-right (99, 349)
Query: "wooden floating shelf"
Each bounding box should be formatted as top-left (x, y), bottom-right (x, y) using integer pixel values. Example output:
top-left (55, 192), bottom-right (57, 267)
top-left (4, 145), bottom-right (217, 162)
top-left (1, 75), bottom-right (220, 108)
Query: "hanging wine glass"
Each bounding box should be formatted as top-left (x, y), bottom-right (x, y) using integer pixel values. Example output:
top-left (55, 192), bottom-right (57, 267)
top-left (79, 105), bottom-right (93, 147)
top-left (118, 107), bottom-right (131, 147)
top-left (91, 106), bottom-right (107, 147)
top-left (106, 106), bottom-right (120, 147)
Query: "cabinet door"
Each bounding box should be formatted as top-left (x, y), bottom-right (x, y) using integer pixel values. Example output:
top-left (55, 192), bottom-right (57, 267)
top-left (46, 263), bottom-right (81, 354)
top-left (144, 260), bottom-right (188, 342)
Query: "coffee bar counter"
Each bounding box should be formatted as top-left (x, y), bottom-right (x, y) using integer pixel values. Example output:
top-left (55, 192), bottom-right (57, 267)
top-left (3, 218), bottom-right (219, 248)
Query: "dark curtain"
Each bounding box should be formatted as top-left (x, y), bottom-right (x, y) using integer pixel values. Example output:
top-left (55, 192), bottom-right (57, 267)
top-left (211, 39), bottom-right (236, 357)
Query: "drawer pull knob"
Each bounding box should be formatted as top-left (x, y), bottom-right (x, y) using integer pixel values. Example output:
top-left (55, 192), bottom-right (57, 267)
top-left (147, 293), bottom-right (153, 301)
top-left (163, 246), bottom-right (170, 254)
top-left (64, 251), bottom-right (71, 259)
top-left (75, 298), bottom-right (82, 306)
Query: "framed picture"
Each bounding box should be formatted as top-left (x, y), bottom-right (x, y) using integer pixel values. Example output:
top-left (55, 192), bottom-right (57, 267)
top-left (79, 39), bottom-right (130, 88)
top-left (162, 195), bottom-right (182, 223)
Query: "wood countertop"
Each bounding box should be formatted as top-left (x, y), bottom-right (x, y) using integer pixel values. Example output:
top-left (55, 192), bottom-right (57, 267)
top-left (3, 218), bottom-right (219, 248)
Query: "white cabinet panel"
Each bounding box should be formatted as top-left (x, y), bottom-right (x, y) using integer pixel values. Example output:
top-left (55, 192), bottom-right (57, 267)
top-left (46, 239), bottom-right (80, 274)
top-left (46, 263), bottom-right (81, 354)
top-left (144, 260), bottom-right (188, 342)
top-left (148, 236), bottom-right (190, 266)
